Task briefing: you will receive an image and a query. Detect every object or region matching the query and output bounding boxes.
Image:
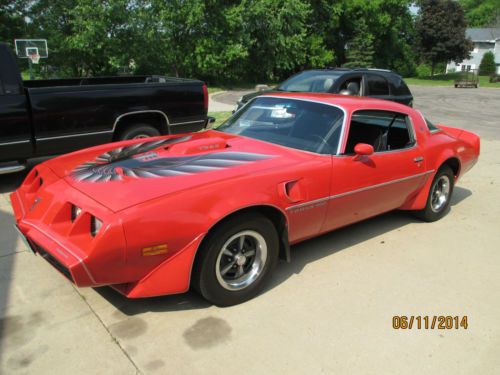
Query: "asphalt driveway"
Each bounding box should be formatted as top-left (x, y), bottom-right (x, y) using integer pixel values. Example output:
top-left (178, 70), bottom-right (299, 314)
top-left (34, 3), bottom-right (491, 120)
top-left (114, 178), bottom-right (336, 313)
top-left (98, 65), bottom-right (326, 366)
top-left (1, 86), bottom-right (499, 374)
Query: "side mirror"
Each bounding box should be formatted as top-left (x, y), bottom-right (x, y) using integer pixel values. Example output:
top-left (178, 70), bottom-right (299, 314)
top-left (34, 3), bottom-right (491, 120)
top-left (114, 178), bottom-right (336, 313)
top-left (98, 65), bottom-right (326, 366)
top-left (205, 116), bottom-right (216, 129)
top-left (353, 143), bottom-right (374, 160)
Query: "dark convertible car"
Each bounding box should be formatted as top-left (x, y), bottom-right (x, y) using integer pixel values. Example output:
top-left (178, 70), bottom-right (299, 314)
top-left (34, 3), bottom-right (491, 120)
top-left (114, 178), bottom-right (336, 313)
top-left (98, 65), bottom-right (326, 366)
top-left (236, 68), bottom-right (413, 110)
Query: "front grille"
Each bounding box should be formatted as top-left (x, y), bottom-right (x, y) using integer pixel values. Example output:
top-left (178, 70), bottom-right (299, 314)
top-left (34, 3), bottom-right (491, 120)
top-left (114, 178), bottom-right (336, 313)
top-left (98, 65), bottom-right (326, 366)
top-left (32, 242), bottom-right (74, 283)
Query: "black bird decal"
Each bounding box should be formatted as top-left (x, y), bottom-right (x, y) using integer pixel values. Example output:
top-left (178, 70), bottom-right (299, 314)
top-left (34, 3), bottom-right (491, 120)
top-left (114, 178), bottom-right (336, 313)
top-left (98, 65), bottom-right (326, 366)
top-left (72, 136), bottom-right (274, 182)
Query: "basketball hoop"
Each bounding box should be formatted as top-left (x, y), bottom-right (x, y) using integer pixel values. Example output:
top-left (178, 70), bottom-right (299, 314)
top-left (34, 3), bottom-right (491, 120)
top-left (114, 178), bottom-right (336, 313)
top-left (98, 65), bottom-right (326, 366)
top-left (29, 54), bottom-right (40, 64)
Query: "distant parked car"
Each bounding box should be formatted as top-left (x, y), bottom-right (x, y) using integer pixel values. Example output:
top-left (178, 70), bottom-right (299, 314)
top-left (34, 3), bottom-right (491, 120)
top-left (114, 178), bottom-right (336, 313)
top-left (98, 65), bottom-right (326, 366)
top-left (236, 68), bottom-right (413, 110)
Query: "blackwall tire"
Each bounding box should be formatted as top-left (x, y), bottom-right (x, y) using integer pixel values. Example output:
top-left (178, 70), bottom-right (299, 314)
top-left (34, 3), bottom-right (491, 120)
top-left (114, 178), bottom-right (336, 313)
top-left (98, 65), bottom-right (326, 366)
top-left (193, 213), bottom-right (279, 306)
top-left (414, 166), bottom-right (454, 222)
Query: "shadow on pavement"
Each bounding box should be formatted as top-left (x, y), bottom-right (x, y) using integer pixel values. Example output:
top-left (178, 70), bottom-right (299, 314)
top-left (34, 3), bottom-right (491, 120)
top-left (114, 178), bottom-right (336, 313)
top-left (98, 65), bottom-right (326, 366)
top-left (0, 208), bottom-right (20, 366)
top-left (93, 287), bottom-right (211, 315)
top-left (450, 186), bottom-right (472, 206)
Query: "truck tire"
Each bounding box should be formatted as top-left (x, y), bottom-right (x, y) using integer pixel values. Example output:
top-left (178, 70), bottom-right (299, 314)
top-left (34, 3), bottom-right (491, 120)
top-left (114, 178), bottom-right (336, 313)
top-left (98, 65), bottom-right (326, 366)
top-left (118, 124), bottom-right (161, 140)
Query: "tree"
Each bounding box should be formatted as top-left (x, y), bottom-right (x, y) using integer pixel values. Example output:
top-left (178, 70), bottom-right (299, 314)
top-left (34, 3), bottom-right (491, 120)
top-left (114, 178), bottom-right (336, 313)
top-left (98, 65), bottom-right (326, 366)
top-left (416, 0), bottom-right (473, 75)
top-left (0, 0), bottom-right (28, 50)
top-left (343, 19), bottom-right (374, 68)
top-left (331, 0), bottom-right (416, 75)
top-left (460, 0), bottom-right (500, 27)
top-left (479, 51), bottom-right (497, 76)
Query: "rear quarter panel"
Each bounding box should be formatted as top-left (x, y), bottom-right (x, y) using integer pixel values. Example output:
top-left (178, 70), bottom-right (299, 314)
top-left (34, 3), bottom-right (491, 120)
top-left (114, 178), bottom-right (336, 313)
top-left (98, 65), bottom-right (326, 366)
top-left (400, 111), bottom-right (479, 210)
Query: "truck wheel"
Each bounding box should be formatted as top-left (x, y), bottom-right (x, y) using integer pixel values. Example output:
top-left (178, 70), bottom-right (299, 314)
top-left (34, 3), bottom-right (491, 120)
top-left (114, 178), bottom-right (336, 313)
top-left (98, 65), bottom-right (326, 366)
top-left (118, 124), bottom-right (160, 140)
top-left (193, 213), bottom-right (279, 306)
top-left (414, 166), bottom-right (454, 222)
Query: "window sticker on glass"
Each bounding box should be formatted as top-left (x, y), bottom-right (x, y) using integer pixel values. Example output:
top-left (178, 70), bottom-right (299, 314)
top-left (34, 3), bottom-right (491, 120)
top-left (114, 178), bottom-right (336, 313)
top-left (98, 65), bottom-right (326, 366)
top-left (270, 107), bottom-right (295, 119)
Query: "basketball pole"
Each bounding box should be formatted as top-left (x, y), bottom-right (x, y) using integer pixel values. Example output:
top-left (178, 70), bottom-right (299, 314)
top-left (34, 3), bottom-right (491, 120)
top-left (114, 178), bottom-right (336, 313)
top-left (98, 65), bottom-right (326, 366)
top-left (29, 58), bottom-right (34, 80)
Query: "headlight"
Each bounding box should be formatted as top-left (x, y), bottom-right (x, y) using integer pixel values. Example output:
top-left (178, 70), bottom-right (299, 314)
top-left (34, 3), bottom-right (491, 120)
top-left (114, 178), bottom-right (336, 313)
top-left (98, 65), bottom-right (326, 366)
top-left (90, 216), bottom-right (103, 237)
top-left (71, 205), bottom-right (82, 222)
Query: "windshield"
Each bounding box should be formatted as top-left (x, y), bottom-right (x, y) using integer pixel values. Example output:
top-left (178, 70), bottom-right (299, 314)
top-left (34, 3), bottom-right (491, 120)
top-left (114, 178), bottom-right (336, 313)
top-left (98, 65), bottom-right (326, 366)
top-left (278, 71), bottom-right (342, 93)
top-left (218, 97), bottom-right (344, 154)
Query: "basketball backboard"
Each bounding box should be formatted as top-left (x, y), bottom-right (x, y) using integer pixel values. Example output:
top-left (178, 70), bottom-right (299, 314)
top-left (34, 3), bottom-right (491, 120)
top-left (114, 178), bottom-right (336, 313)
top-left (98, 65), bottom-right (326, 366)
top-left (14, 39), bottom-right (48, 58)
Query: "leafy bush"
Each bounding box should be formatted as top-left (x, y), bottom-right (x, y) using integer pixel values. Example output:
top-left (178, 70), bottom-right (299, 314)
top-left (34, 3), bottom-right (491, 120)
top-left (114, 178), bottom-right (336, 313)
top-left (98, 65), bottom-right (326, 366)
top-left (479, 51), bottom-right (496, 76)
top-left (490, 74), bottom-right (500, 83)
top-left (416, 64), bottom-right (432, 78)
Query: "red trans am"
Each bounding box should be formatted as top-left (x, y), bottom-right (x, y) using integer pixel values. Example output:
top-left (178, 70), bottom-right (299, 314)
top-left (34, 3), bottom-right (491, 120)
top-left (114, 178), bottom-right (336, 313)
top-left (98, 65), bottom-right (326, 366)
top-left (11, 93), bottom-right (480, 306)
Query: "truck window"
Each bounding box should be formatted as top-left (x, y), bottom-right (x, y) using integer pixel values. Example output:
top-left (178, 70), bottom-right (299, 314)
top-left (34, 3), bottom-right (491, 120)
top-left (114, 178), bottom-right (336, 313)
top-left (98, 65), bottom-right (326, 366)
top-left (367, 75), bottom-right (389, 96)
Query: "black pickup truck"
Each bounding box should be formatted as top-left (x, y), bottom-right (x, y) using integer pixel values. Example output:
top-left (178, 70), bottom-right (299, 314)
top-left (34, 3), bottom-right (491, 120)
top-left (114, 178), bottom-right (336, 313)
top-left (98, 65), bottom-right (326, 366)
top-left (0, 43), bottom-right (209, 174)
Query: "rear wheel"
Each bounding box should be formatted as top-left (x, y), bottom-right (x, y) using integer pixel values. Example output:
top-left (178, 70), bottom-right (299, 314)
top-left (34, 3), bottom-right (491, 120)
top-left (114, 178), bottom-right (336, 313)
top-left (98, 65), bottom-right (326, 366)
top-left (118, 124), bottom-right (160, 140)
top-left (414, 166), bottom-right (454, 222)
top-left (193, 213), bottom-right (279, 306)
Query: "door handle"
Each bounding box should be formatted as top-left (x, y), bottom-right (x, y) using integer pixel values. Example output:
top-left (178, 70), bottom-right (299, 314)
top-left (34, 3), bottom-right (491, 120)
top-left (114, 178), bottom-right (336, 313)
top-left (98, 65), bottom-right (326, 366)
top-left (414, 156), bottom-right (424, 163)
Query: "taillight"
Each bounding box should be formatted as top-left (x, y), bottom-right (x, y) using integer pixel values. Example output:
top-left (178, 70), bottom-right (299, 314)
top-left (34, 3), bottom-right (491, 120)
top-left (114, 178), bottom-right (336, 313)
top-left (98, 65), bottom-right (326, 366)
top-left (202, 83), bottom-right (208, 112)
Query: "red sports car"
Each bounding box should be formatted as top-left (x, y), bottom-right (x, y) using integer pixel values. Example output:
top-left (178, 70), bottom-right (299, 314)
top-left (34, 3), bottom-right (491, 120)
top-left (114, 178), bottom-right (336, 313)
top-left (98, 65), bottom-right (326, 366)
top-left (11, 93), bottom-right (480, 306)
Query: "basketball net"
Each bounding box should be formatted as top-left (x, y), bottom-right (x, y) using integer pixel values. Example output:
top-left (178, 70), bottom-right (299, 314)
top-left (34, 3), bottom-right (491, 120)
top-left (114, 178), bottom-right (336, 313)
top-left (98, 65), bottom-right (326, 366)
top-left (29, 54), bottom-right (40, 64)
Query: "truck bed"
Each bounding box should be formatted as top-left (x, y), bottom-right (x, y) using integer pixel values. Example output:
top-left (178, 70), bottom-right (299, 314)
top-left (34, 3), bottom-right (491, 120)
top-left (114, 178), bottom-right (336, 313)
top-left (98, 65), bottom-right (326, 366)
top-left (23, 75), bottom-right (198, 89)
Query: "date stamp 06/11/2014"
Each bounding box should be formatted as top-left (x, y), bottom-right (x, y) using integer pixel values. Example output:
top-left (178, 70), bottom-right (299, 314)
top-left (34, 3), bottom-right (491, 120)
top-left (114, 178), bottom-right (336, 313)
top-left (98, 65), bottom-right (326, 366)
top-left (393, 316), bottom-right (468, 330)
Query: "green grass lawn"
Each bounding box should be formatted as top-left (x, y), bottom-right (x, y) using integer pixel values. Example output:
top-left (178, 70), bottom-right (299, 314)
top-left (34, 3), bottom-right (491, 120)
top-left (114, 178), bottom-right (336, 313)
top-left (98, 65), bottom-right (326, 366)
top-left (208, 111), bottom-right (233, 128)
top-left (406, 73), bottom-right (500, 88)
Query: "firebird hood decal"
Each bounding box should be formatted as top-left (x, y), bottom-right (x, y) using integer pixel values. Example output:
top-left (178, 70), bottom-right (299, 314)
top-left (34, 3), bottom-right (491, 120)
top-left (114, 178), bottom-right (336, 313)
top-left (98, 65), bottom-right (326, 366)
top-left (71, 137), bottom-right (274, 182)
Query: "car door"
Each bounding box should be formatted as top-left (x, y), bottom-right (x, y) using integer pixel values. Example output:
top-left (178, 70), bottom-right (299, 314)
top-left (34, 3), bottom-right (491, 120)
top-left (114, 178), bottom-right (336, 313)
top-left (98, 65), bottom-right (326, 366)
top-left (0, 46), bottom-right (33, 162)
top-left (321, 109), bottom-right (429, 232)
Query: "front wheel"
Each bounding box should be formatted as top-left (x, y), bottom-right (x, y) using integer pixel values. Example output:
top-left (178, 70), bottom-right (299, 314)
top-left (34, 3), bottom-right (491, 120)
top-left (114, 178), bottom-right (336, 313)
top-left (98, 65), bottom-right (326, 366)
top-left (414, 166), bottom-right (454, 222)
top-left (193, 213), bottom-right (279, 306)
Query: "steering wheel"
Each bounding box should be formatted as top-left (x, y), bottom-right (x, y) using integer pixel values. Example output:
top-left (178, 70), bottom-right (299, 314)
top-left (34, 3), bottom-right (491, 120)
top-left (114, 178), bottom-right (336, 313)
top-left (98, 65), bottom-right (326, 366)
top-left (310, 134), bottom-right (331, 154)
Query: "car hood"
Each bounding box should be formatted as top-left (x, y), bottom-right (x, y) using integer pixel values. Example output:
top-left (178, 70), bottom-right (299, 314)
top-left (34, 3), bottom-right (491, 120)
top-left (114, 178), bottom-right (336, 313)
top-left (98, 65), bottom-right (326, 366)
top-left (44, 130), bottom-right (299, 212)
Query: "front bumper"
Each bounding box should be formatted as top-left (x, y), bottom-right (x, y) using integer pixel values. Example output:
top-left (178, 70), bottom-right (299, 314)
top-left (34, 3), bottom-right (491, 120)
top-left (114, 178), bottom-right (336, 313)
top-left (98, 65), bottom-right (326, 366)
top-left (11, 189), bottom-right (99, 287)
top-left (10, 165), bottom-right (206, 298)
top-left (10, 165), bottom-right (126, 287)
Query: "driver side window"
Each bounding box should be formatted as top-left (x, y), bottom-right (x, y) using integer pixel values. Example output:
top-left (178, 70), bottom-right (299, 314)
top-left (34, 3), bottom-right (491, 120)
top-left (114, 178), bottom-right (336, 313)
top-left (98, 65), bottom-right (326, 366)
top-left (344, 110), bottom-right (414, 154)
top-left (339, 77), bottom-right (362, 95)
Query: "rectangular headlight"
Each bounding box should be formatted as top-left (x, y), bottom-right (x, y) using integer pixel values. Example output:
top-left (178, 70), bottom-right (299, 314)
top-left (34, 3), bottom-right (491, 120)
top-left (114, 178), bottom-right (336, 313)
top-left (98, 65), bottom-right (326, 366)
top-left (71, 205), bottom-right (82, 222)
top-left (90, 216), bottom-right (102, 237)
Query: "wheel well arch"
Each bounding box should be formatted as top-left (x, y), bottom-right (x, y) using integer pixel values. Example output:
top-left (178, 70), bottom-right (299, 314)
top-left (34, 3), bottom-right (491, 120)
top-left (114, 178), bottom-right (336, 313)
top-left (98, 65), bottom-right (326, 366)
top-left (440, 157), bottom-right (461, 178)
top-left (112, 111), bottom-right (170, 140)
top-left (192, 205), bottom-right (290, 281)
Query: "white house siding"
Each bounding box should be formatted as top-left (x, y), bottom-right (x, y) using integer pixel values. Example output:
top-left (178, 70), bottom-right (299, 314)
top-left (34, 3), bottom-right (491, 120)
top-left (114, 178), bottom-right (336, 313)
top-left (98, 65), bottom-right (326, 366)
top-left (496, 40), bottom-right (500, 74)
top-left (446, 41), bottom-right (494, 73)
top-left (447, 28), bottom-right (500, 74)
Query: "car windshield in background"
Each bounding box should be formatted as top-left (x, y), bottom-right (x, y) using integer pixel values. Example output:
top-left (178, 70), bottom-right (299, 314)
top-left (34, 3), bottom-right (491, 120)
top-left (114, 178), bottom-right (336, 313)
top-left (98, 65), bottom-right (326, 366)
top-left (278, 71), bottom-right (342, 93)
top-left (218, 97), bottom-right (344, 154)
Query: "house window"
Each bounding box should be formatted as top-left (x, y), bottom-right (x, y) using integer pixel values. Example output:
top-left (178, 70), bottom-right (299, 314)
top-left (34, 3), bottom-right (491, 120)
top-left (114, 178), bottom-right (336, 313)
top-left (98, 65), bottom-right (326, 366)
top-left (461, 65), bottom-right (466, 71)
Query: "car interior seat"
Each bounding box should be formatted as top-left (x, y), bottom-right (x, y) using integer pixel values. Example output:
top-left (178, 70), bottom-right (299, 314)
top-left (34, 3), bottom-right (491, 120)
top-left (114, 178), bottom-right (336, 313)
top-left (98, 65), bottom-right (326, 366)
top-left (346, 81), bottom-right (360, 95)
